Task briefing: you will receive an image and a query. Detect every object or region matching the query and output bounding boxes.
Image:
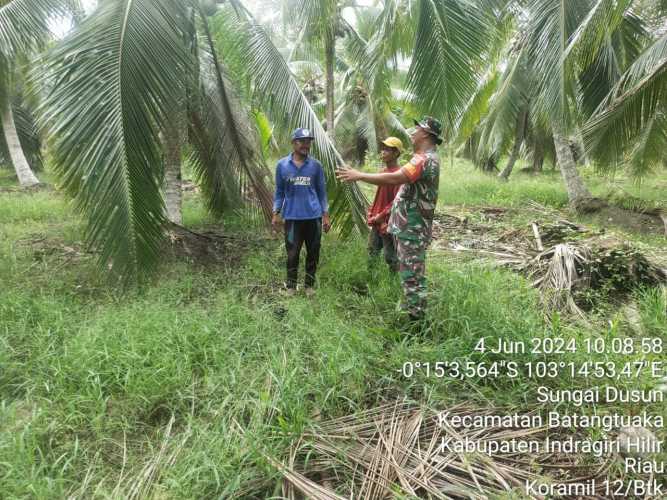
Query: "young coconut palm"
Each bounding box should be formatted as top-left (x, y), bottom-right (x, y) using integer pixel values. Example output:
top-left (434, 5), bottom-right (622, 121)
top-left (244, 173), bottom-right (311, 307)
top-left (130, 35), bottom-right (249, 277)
top-left (227, 0), bottom-right (369, 235)
top-left (290, 0), bottom-right (343, 140)
top-left (332, 6), bottom-right (413, 163)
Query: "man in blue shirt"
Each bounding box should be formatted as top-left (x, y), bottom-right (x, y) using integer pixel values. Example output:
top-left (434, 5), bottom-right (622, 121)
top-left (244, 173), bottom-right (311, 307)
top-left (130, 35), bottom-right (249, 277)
top-left (272, 128), bottom-right (331, 295)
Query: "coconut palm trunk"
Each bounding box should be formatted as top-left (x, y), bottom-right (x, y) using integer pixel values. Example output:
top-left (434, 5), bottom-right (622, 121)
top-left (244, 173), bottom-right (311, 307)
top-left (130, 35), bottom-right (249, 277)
top-left (1, 100), bottom-right (39, 187)
top-left (373, 112), bottom-right (388, 150)
top-left (162, 121), bottom-right (183, 225)
top-left (532, 140), bottom-right (544, 173)
top-left (498, 109), bottom-right (528, 180)
top-left (553, 131), bottom-right (597, 211)
top-left (325, 28), bottom-right (335, 141)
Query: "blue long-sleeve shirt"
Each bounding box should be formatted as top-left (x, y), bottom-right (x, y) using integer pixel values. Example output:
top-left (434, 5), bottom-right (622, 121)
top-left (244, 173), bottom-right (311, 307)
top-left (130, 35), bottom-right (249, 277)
top-left (273, 153), bottom-right (329, 220)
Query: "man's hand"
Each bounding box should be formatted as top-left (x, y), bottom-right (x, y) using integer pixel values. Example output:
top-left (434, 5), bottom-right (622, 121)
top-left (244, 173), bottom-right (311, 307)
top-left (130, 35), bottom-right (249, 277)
top-left (337, 165), bottom-right (408, 186)
top-left (336, 167), bottom-right (363, 183)
top-left (271, 213), bottom-right (282, 231)
top-left (322, 213), bottom-right (331, 233)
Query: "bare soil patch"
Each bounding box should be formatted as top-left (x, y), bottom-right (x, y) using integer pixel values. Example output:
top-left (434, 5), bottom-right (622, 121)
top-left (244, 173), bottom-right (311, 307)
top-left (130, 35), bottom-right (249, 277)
top-left (165, 223), bottom-right (276, 268)
top-left (589, 205), bottom-right (666, 236)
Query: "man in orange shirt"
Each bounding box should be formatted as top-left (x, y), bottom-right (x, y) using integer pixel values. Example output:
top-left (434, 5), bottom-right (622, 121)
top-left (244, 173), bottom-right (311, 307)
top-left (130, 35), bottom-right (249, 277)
top-left (367, 137), bottom-right (404, 272)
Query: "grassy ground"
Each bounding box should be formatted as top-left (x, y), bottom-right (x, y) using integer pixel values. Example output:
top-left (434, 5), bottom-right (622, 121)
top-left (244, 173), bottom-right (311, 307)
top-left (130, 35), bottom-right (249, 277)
top-left (0, 161), bottom-right (665, 498)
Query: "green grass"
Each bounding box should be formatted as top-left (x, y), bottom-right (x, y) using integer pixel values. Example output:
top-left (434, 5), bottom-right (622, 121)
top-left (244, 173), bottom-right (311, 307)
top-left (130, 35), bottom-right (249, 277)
top-left (1, 163), bottom-right (665, 498)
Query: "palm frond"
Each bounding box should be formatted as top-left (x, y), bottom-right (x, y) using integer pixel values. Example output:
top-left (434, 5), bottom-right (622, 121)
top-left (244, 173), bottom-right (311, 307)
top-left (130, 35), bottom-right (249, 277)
top-left (526, 0), bottom-right (591, 129)
top-left (254, 109), bottom-right (276, 159)
top-left (477, 46), bottom-right (531, 161)
top-left (292, 0), bottom-right (337, 41)
top-left (563, 0), bottom-right (633, 68)
top-left (583, 32), bottom-right (667, 171)
top-left (454, 67), bottom-right (500, 146)
top-left (39, 0), bottom-right (190, 282)
top-left (578, 12), bottom-right (649, 118)
top-left (0, 0), bottom-right (65, 58)
top-left (361, 0), bottom-right (416, 88)
top-left (407, 0), bottom-right (495, 130)
top-left (624, 111), bottom-right (667, 177)
top-left (385, 111), bottom-right (410, 143)
top-left (194, 5), bottom-right (274, 221)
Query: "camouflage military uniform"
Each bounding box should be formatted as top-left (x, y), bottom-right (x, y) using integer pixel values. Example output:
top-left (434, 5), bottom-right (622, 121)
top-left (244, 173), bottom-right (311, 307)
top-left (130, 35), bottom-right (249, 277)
top-left (388, 149), bottom-right (440, 319)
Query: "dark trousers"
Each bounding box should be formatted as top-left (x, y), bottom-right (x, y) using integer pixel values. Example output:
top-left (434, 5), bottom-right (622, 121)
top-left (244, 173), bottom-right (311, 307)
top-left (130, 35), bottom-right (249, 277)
top-left (284, 218), bottom-right (322, 288)
top-left (368, 226), bottom-right (399, 272)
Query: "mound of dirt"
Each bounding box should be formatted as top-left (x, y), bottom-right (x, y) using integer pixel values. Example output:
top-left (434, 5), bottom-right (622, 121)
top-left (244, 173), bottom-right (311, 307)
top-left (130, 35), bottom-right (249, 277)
top-left (164, 224), bottom-right (273, 268)
top-left (588, 205), bottom-right (666, 236)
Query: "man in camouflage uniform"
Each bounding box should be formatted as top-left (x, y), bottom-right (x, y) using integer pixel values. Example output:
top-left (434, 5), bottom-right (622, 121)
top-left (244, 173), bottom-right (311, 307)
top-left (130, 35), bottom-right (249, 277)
top-left (337, 117), bottom-right (442, 321)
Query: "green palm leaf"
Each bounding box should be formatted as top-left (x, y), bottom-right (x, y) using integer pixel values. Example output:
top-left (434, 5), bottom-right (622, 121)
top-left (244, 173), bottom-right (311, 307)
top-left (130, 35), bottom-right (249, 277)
top-left (624, 112), bottom-right (667, 177)
top-left (526, 0), bottom-right (590, 129)
top-left (359, 0), bottom-right (416, 89)
top-left (583, 32), bottom-right (667, 172)
top-left (578, 12), bottom-right (648, 118)
top-left (193, 6), bottom-right (274, 220)
top-left (454, 68), bottom-right (500, 146)
top-left (0, 0), bottom-right (64, 57)
top-left (563, 0), bottom-right (633, 68)
top-left (407, 0), bottom-right (494, 129)
top-left (478, 47), bottom-right (531, 158)
top-left (39, 0), bottom-right (190, 282)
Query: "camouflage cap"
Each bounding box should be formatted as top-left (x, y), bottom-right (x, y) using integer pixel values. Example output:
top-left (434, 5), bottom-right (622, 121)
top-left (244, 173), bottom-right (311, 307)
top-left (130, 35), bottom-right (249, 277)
top-left (413, 116), bottom-right (443, 145)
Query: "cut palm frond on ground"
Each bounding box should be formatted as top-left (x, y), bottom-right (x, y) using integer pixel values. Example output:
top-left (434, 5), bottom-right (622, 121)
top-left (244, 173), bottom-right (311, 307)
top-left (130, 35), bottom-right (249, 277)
top-left (530, 243), bottom-right (591, 317)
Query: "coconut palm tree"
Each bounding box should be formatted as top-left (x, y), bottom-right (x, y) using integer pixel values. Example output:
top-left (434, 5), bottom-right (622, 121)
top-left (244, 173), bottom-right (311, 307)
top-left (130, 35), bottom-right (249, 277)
top-left (581, 1), bottom-right (666, 177)
top-left (470, 2), bottom-right (647, 182)
top-left (0, 92), bottom-right (41, 186)
top-left (286, 0), bottom-right (344, 140)
top-left (331, 4), bottom-right (413, 162)
top-left (520, 0), bottom-right (648, 210)
top-left (454, 0), bottom-right (656, 203)
top-left (0, 0), bottom-right (63, 186)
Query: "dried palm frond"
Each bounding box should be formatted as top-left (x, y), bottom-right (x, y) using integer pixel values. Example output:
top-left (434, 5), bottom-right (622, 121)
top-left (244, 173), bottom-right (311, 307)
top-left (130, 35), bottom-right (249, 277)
top-left (531, 243), bottom-right (591, 316)
top-left (267, 401), bottom-right (617, 499)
